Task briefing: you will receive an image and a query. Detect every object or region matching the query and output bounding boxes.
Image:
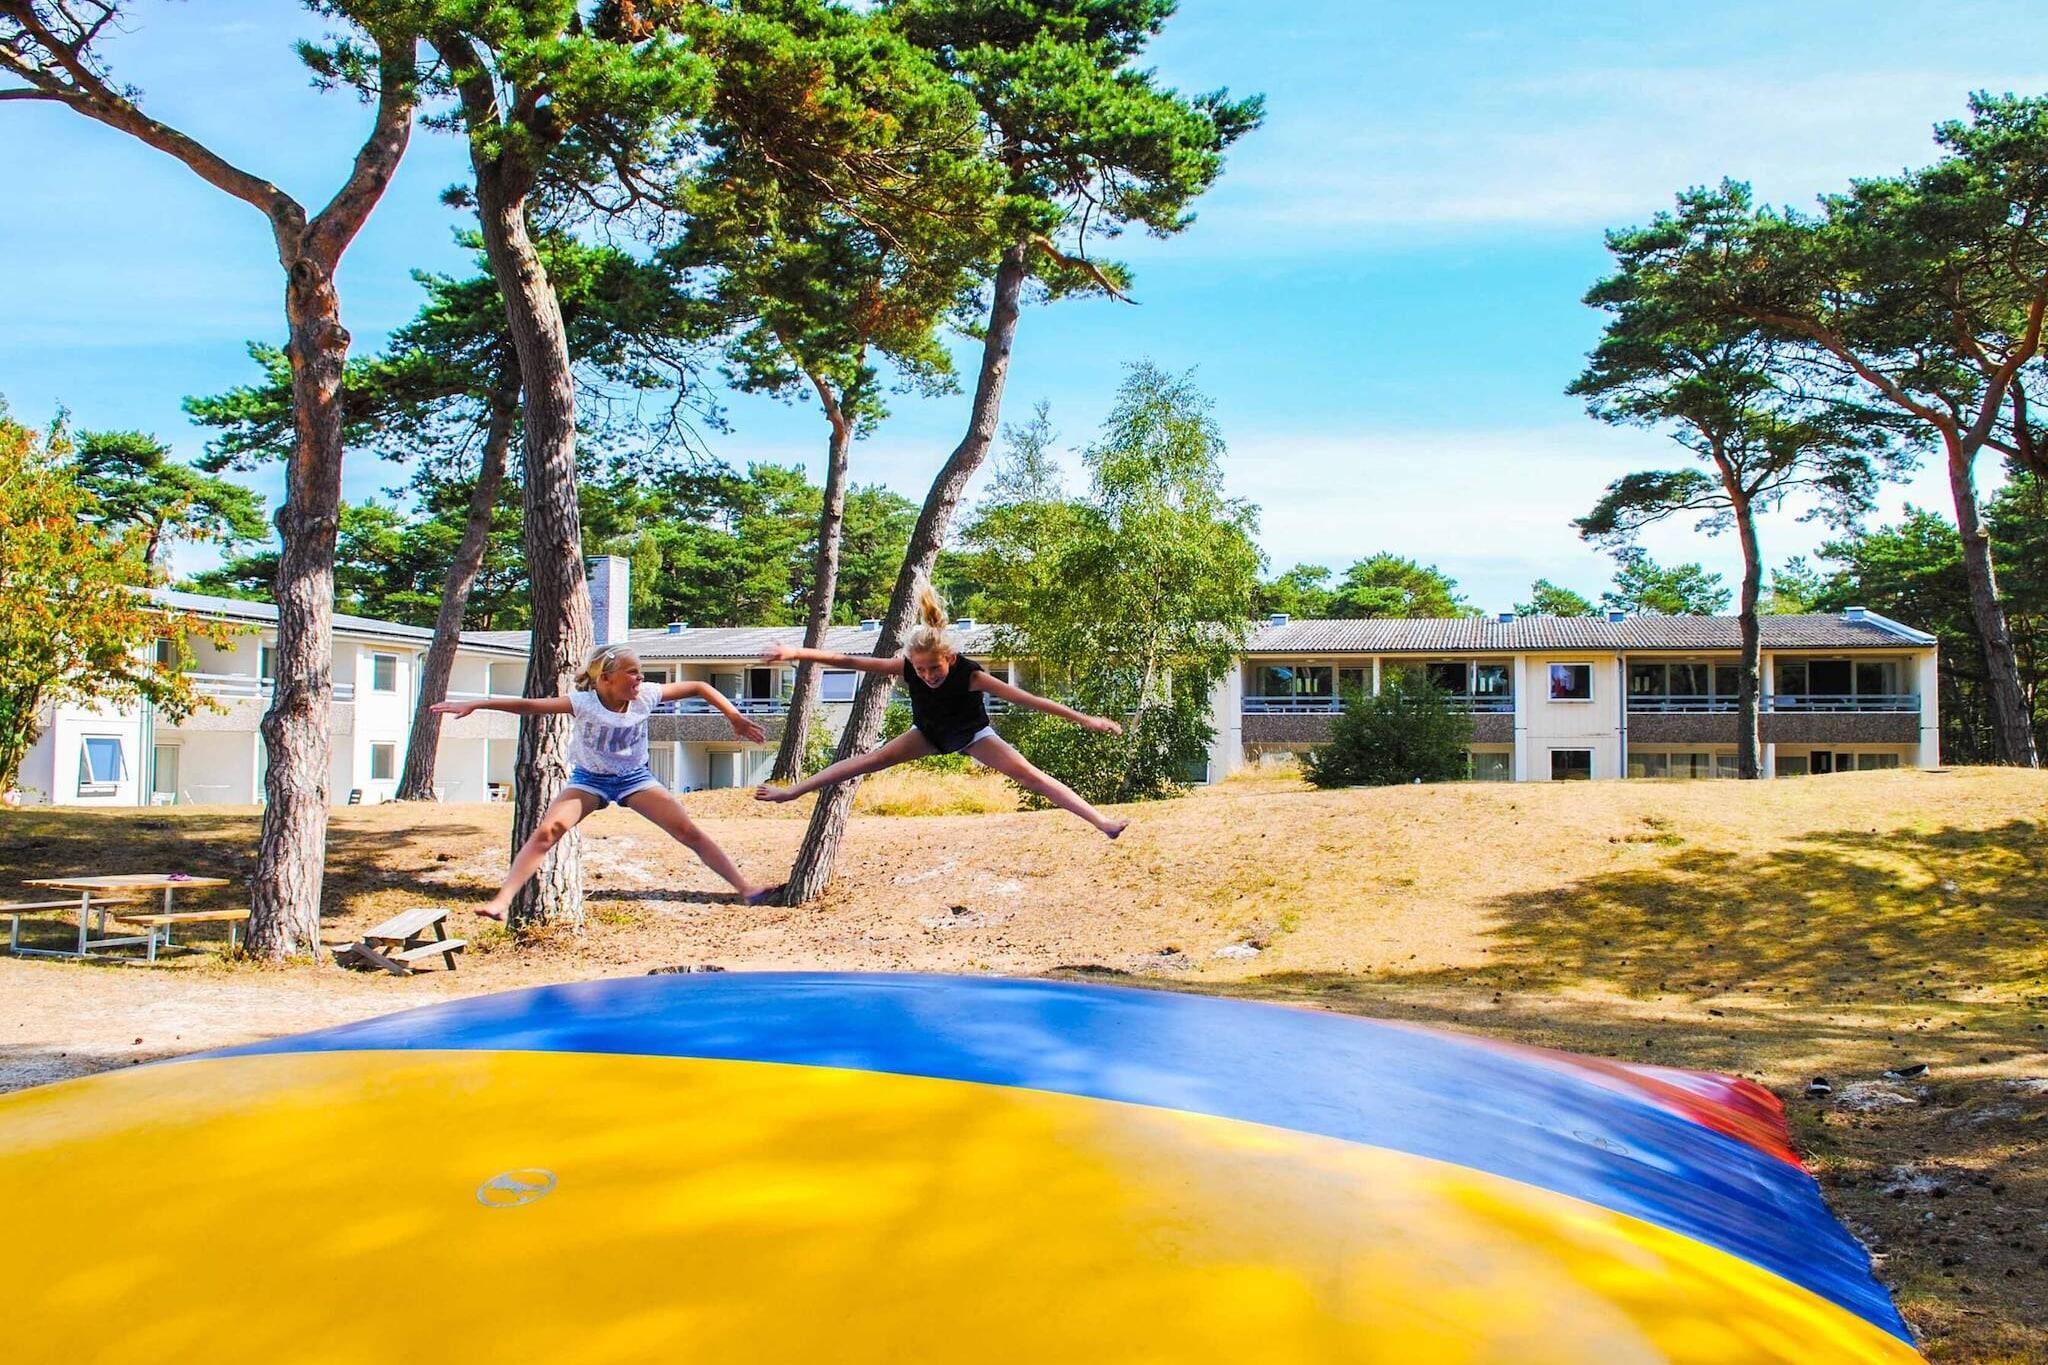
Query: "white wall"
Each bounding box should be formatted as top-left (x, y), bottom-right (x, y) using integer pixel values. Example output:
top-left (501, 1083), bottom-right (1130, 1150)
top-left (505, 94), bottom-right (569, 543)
top-left (1519, 653), bottom-right (1622, 781)
top-left (44, 701), bottom-right (146, 806)
top-left (344, 640), bottom-right (413, 802)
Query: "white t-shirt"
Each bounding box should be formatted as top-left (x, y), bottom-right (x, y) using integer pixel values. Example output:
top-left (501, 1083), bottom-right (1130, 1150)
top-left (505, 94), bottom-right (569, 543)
top-left (567, 682), bottom-right (663, 774)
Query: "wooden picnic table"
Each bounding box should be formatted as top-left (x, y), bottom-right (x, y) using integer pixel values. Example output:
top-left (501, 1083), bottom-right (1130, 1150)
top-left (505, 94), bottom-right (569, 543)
top-left (20, 875), bottom-right (234, 961)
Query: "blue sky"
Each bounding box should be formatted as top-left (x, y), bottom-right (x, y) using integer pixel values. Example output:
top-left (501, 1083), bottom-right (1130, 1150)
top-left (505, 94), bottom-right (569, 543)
top-left (4, 1), bottom-right (2044, 612)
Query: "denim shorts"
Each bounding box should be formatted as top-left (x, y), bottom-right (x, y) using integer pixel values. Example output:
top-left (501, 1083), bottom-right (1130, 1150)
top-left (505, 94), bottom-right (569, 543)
top-left (563, 765), bottom-right (665, 809)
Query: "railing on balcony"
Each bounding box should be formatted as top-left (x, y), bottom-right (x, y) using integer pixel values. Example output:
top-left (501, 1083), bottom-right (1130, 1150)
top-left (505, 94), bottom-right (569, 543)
top-left (1243, 694), bottom-right (1513, 714)
top-left (1767, 692), bottom-right (1919, 713)
top-left (190, 671), bottom-right (355, 702)
top-left (1627, 692), bottom-right (1919, 713)
top-left (655, 697), bottom-right (790, 716)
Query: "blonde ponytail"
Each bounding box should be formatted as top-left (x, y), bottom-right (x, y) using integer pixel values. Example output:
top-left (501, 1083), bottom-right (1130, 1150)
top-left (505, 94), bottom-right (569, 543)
top-left (573, 644), bottom-right (638, 691)
top-left (904, 579), bottom-right (956, 659)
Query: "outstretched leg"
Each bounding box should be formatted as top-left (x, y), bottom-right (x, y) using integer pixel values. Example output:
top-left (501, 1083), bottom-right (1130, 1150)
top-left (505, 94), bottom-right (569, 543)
top-left (967, 734), bottom-right (1129, 838)
top-left (478, 787), bottom-right (602, 920)
top-left (623, 787), bottom-right (779, 904)
top-left (755, 729), bottom-right (937, 803)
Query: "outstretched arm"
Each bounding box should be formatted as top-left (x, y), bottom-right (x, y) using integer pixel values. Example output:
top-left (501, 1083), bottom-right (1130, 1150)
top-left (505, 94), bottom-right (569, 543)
top-left (430, 696), bottom-right (572, 719)
top-left (758, 642), bottom-right (900, 674)
top-left (972, 674), bottom-right (1123, 735)
top-left (662, 681), bottom-right (769, 744)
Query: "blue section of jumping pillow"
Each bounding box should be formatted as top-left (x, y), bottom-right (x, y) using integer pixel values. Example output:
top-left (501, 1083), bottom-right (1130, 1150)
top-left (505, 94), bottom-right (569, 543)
top-left (204, 971), bottom-right (1908, 1340)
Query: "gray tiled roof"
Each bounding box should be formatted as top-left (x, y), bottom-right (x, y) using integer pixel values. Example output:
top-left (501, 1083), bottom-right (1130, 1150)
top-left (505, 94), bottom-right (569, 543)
top-left (156, 586), bottom-right (1931, 663)
top-left (620, 622), bottom-right (1001, 661)
top-left (153, 589), bottom-right (530, 655)
top-left (1245, 612), bottom-right (1935, 655)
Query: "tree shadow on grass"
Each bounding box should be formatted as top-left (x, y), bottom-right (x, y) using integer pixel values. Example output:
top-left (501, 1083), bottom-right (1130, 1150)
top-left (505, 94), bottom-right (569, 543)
top-left (0, 807), bottom-right (507, 932)
top-left (1458, 818), bottom-right (2048, 1001)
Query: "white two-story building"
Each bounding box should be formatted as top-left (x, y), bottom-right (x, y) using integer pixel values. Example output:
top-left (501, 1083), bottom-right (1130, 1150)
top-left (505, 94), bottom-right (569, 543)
top-left (17, 557), bottom-right (1940, 806)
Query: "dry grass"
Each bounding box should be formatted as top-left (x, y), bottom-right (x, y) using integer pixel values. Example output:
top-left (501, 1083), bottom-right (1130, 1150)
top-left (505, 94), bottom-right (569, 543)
top-left (2, 767), bottom-right (2046, 1361)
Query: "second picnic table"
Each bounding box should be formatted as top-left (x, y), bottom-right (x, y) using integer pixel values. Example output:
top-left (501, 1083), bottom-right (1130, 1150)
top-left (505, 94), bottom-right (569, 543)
top-left (19, 875), bottom-right (237, 961)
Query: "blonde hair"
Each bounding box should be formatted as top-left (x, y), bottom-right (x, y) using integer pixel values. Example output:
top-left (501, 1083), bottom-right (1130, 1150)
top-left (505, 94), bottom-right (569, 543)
top-left (904, 580), bottom-right (956, 660)
top-left (573, 644), bottom-right (639, 691)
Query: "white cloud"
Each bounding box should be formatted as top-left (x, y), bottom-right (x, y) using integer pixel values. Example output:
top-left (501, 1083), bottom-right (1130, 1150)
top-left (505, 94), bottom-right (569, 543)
top-left (1206, 65), bottom-right (2048, 239)
top-left (1223, 424), bottom-right (1958, 609)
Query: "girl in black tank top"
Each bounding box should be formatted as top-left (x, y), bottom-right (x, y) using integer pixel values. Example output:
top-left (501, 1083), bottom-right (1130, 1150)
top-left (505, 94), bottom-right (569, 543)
top-left (751, 583), bottom-right (1132, 839)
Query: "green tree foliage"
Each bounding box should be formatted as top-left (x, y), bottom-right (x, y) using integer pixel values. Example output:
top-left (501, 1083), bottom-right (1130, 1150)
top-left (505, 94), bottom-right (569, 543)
top-left (1516, 579), bottom-right (1596, 617)
top-left (1255, 564), bottom-right (1336, 619)
top-left (1572, 211), bottom-right (1901, 775)
top-left (1327, 554), bottom-right (1476, 619)
top-left (1603, 96), bottom-right (2048, 764)
top-left (1761, 557), bottom-right (1830, 614)
top-left (69, 429), bottom-right (266, 572)
top-left (965, 363), bottom-right (1260, 803)
top-left (188, 460), bottom-right (923, 632)
top-left (1803, 481), bottom-right (2048, 762)
top-left (0, 401), bottom-right (231, 793)
top-left (1303, 672), bottom-right (1474, 788)
top-left (1601, 548), bottom-right (1732, 615)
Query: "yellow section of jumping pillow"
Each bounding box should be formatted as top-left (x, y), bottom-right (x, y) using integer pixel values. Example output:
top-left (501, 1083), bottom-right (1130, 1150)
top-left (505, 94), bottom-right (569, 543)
top-left (0, 1050), bottom-right (1923, 1364)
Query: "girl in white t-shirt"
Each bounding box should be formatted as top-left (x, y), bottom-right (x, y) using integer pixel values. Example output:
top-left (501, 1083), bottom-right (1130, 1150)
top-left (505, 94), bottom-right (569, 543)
top-left (432, 645), bottom-right (780, 919)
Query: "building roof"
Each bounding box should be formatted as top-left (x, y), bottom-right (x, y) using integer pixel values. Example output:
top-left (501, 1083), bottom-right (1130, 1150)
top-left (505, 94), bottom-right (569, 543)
top-left (619, 622), bottom-right (1003, 661)
top-left (154, 586), bottom-right (1933, 663)
top-left (152, 589), bottom-right (531, 657)
top-left (1245, 611), bottom-right (1935, 655)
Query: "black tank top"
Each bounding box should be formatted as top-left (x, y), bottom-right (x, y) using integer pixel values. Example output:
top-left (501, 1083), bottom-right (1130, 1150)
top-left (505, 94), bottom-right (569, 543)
top-left (902, 654), bottom-right (989, 751)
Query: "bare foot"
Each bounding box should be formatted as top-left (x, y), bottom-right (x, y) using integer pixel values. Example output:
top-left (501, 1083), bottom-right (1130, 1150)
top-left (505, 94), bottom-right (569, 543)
top-left (743, 884), bottom-right (786, 906)
top-left (474, 903), bottom-right (508, 921)
top-left (754, 785), bottom-right (797, 804)
top-left (1102, 818), bottom-right (1130, 840)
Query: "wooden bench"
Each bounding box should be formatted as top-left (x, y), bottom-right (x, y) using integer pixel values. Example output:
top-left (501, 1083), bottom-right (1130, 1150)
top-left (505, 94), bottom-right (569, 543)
top-left (3, 898), bottom-right (138, 953)
top-left (334, 906), bottom-right (465, 975)
top-left (110, 908), bottom-right (251, 962)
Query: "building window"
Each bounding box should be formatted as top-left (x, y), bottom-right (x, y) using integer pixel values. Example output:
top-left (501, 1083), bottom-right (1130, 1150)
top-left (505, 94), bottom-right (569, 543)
top-left (1857, 752), bottom-right (1901, 771)
top-left (1776, 754), bottom-right (1810, 777)
top-left (1425, 661), bottom-right (1470, 696)
top-left (78, 736), bottom-right (127, 788)
top-left (1548, 664), bottom-right (1592, 702)
top-left (1629, 751), bottom-right (1668, 778)
top-left (1468, 750), bottom-right (1511, 782)
top-left (371, 653), bottom-right (399, 693)
top-left (1551, 749), bottom-right (1593, 781)
top-left (153, 637), bottom-right (176, 668)
top-left (1714, 665), bottom-right (1742, 699)
top-left (822, 669), bottom-right (858, 702)
top-left (369, 743), bottom-right (396, 781)
top-left (1473, 663), bottom-right (1511, 699)
top-left (260, 643), bottom-right (277, 682)
top-left (1855, 661), bottom-right (1899, 698)
top-left (1337, 667), bottom-right (1371, 697)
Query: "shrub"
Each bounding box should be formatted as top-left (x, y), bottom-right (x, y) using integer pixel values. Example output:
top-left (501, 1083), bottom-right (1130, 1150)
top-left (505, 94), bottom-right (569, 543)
top-left (999, 681), bottom-right (1215, 807)
top-left (882, 699), bottom-right (974, 772)
top-left (1303, 674), bottom-right (1474, 788)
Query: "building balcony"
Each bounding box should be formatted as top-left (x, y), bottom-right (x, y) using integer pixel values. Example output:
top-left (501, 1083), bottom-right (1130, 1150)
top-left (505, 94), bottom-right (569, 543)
top-left (1242, 695), bottom-right (1514, 714)
top-left (1626, 693), bottom-right (1919, 714)
top-left (190, 671), bottom-right (356, 702)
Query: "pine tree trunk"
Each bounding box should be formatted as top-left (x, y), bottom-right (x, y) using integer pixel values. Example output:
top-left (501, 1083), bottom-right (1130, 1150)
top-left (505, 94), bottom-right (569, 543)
top-left (772, 391), bottom-right (853, 782)
top-left (396, 364), bottom-right (519, 800)
top-left (779, 243), bottom-right (1031, 904)
top-left (1948, 443), bottom-right (2039, 765)
top-left (471, 167), bottom-right (595, 931)
top-left (249, 251), bottom-right (350, 959)
top-left (1732, 496), bottom-right (1764, 779)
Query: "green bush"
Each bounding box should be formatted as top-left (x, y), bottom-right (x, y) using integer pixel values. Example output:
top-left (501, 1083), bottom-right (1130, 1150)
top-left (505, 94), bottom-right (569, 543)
top-left (999, 674), bottom-right (1215, 807)
top-left (1303, 674), bottom-right (1474, 788)
top-left (881, 699), bottom-right (974, 772)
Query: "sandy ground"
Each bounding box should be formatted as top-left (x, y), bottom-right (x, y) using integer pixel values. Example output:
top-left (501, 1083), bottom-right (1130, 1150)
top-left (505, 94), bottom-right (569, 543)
top-left (2, 766), bottom-right (2045, 1361)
